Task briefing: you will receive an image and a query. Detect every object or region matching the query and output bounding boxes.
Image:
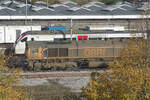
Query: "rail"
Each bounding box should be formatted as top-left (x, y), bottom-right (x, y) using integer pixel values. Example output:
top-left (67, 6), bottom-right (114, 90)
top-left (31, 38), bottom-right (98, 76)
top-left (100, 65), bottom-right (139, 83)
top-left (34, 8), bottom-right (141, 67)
top-left (19, 71), bottom-right (99, 78)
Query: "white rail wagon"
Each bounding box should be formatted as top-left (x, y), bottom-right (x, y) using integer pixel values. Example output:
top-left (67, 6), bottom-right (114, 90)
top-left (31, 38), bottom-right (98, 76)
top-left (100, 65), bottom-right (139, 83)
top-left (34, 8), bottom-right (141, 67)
top-left (86, 25), bottom-right (125, 31)
top-left (0, 25), bottom-right (41, 43)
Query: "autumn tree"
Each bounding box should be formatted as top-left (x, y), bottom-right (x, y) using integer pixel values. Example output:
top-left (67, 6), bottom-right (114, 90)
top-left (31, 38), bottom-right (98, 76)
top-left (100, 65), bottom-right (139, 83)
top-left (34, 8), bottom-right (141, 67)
top-left (83, 38), bottom-right (150, 100)
top-left (0, 56), bottom-right (29, 100)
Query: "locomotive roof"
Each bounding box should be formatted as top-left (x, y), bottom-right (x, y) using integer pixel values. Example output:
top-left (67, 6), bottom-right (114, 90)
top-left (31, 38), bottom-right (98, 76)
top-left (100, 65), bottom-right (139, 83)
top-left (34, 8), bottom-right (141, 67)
top-left (27, 40), bottom-right (126, 48)
top-left (26, 30), bottom-right (67, 35)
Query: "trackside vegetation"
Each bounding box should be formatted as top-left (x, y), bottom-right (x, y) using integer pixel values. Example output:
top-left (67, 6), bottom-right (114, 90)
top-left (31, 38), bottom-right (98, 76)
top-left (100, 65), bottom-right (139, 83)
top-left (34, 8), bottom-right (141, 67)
top-left (83, 39), bottom-right (150, 100)
top-left (0, 56), bottom-right (29, 100)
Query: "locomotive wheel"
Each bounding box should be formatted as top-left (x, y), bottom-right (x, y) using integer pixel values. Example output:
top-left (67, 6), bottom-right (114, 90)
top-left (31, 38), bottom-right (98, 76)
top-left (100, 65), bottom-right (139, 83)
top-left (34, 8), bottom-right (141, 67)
top-left (33, 62), bottom-right (42, 71)
top-left (28, 61), bottom-right (34, 70)
top-left (41, 63), bottom-right (49, 70)
top-left (55, 63), bottom-right (66, 71)
top-left (65, 62), bottom-right (77, 70)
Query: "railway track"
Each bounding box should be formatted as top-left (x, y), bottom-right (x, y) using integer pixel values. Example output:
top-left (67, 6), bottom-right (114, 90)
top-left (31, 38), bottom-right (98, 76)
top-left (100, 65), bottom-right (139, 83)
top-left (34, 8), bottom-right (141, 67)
top-left (19, 71), bottom-right (102, 78)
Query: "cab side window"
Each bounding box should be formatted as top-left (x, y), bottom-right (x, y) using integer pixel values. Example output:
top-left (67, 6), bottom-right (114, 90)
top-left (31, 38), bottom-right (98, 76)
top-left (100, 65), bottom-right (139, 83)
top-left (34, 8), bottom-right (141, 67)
top-left (31, 48), bottom-right (38, 54)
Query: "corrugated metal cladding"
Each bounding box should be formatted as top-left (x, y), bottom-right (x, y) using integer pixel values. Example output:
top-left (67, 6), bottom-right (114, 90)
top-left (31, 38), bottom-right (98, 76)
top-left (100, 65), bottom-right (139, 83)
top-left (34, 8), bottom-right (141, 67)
top-left (48, 48), bottom-right (68, 57)
top-left (0, 0), bottom-right (149, 20)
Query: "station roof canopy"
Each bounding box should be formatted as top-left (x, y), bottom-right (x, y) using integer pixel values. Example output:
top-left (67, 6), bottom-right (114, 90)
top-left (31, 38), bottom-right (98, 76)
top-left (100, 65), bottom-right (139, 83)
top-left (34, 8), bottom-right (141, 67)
top-left (0, 0), bottom-right (149, 20)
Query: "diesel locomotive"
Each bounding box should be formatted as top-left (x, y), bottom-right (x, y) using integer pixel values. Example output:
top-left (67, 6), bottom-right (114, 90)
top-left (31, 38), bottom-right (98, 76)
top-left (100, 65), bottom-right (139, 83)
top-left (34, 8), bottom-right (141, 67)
top-left (14, 40), bottom-right (124, 71)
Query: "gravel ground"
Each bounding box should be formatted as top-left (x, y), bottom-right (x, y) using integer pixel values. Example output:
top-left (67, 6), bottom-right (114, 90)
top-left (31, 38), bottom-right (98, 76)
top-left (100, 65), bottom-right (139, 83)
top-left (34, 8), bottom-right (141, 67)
top-left (19, 70), bottom-right (106, 92)
top-left (48, 77), bottom-right (90, 92)
top-left (19, 78), bottom-right (49, 86)
top-left (21, 70), bottom-right (104, 75)
top-left (20, 76), bottom-right (90, 92)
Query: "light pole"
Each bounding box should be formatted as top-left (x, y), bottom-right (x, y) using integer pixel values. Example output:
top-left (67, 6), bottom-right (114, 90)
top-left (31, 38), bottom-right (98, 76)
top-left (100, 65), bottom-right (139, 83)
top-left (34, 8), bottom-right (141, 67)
top-left (25, 0), bottom-right (27, 24)
top-left (70, 18), bottom-right (73, 41)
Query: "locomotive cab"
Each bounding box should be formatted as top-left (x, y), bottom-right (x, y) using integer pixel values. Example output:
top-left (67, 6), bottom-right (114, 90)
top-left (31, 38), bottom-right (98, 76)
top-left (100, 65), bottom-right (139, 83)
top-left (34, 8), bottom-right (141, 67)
top-left (15, 39), bottom-right (27, 55)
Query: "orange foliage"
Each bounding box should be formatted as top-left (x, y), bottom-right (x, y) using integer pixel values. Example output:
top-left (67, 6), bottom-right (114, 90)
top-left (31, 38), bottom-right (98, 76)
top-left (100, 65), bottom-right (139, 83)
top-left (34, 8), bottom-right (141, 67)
top-left (83, 39), bottom-right (150, 100)
top-left (0, 56), bottom-right (29, 100)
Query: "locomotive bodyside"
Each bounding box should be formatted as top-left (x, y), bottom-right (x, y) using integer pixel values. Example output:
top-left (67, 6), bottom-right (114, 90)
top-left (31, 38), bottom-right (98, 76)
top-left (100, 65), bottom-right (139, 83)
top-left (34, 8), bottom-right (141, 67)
top-left (27, 46), bottom-right (122, 59)
top-left (25, 40), bottom-right (124, 70)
